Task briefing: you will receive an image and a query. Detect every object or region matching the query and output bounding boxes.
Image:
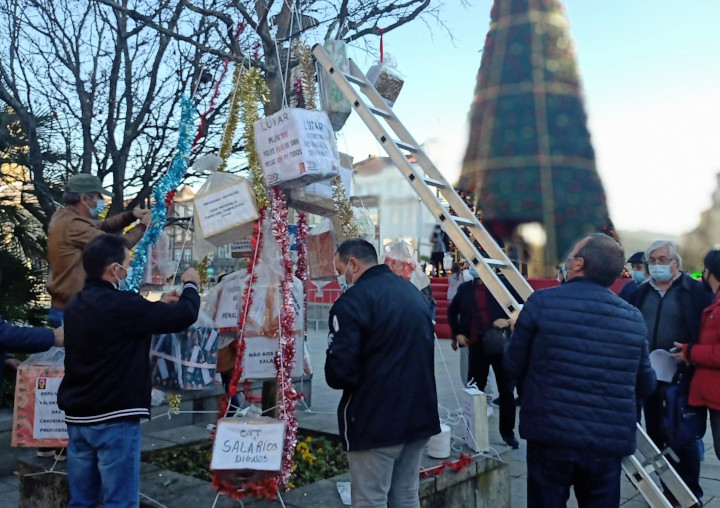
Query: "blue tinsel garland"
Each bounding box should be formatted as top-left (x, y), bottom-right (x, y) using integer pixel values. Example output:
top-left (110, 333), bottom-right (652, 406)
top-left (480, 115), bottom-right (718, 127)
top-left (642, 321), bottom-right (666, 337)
top-left (126, 95), bottom-right (196, 292)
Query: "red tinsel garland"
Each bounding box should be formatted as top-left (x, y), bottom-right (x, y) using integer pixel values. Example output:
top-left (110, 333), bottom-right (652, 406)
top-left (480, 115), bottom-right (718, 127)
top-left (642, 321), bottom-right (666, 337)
top-left (295, 212), bottom-right (308, 281)
top-left (192, 22), bottom-right (245, 148)
top-left (419, 454), bottom-right (474, 479)
top-left (211, 207), bottom-right (271, 500)
top-left (270, 187), bottom-right (301, 487)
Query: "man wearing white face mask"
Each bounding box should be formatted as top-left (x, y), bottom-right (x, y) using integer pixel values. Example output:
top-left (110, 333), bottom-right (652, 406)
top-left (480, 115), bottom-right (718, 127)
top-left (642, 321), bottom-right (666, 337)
top-left (629, 240), bottom-right (713, 503)
top-left (47, 174), bottom-right (150, 327)
top-left (326, 239), bottom-right (440, 508)
top-left (59, 234), bottom-right (200, 507)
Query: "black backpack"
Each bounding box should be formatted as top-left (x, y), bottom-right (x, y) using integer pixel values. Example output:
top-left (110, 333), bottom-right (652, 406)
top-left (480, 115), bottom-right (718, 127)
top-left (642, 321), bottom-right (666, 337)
top-left (660, 366), bottom-right (706, 449)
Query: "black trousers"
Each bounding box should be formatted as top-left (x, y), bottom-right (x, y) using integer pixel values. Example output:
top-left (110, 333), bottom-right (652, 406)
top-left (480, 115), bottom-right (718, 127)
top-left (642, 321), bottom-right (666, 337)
top-left (468, 342), bottom-right (516, 439)
top-left (431, 251), bottom-right (445, 276)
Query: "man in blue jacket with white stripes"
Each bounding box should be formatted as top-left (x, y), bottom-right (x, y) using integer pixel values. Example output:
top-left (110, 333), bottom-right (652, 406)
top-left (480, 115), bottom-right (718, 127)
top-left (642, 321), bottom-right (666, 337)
top-left (505, 233), bottom-right (657, 508)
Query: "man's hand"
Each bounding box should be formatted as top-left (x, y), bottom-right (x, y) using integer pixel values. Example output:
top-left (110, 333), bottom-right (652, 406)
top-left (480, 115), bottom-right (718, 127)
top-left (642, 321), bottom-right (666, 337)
top-left (160, 290), bottom-right (180, 304)
top-left (672, 341), bottom-right (688, 364)
top-left (131, 207), bottom-right (151, 221)
top-left (54, 327), bottom-right (64, 347)
top-left (508, 318), bottom-right (517, 332)
top-left (493, 318), bottom-right (510, 329)
top-left (455, 334), bottom-right (469, 348)
top-left (181, 268), bottom-right (201, 287)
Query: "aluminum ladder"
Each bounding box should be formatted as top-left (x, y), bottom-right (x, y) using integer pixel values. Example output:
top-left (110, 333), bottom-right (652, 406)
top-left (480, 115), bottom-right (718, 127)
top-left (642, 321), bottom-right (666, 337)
top-left (312, 43), bottom-right (531, 319)
top-left (312, 43), bottom-right (698, 508)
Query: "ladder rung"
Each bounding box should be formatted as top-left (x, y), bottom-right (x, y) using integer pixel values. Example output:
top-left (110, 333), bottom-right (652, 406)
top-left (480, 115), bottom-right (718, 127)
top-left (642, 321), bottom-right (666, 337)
top-left (394, 140), bottom-right (418, 152)
top-left (367, 105), bottom-right (392, 119)
top-left (342, 72), bottom-right (366, 87)
top-left (423, 178), bottom-right (446, 189)
top-left (452, 216), bottom-right (475, 227)
top-left (485, 259), bottom-right (509, 269)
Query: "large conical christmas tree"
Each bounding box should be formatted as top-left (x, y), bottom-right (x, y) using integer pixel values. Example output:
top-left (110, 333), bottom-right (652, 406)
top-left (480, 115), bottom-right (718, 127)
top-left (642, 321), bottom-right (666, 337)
top-left (460, 0), bottom-right (611, 272)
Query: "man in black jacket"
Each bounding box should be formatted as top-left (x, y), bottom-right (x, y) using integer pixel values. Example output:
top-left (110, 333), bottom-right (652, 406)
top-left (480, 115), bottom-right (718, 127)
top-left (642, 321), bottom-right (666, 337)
top-left (326, 239), bottom-right (440, 508)
top-left (629, 240), bottom-right (713, 502)
top-left (58, 234), bottom-right (200, 508)
top-left (448, 270), bottom-right (519, 448)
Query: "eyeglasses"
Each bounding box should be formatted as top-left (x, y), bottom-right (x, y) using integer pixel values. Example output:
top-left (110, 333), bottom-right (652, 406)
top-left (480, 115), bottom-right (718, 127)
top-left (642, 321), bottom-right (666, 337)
top-left (647, 256), bottom-right (674, 265)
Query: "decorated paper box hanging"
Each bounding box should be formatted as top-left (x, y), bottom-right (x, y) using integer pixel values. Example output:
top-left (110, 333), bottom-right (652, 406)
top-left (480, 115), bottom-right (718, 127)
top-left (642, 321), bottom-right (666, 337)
top-left (288, 161), bottom-right (353, 217)
top-left (366, 53), bottom-right (404, 107)
top-left (318, 40), bottom-right (352, 131)
top-left (150, 314), bottom-right (219, 392)
top-left (211, 417), bottom-right (286, 473)
top-left (12, 364), bottom-right (68, 448)
top-left (255, 108), bottom-right (340, 189)
top-left (193, 172), bottom-right (259, 248)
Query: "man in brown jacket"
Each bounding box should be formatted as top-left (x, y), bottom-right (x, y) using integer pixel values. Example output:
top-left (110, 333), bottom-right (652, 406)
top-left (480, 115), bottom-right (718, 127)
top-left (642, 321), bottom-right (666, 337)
top-left (47, 174), bottom-right (150, 327)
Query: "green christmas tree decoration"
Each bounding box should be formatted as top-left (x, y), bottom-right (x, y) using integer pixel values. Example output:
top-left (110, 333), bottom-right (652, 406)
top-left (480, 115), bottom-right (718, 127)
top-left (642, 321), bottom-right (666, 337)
top-left (460, 0), bottom-right (611, 272)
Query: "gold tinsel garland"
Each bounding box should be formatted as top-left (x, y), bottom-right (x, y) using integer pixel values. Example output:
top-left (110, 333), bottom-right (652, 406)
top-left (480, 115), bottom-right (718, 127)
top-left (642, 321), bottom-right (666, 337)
top-left (239, 67), bottom-right (270, 209)
top-left (218, 63), bottom-right (244, 172)
top-left (333, 176), bottom-right (358, 239)
top-left (167, 393), bottom-right (182, 415)
top-left (292, 41), bottom-right (317, 110)
top-left (197, 256), bottom-right (210, 288)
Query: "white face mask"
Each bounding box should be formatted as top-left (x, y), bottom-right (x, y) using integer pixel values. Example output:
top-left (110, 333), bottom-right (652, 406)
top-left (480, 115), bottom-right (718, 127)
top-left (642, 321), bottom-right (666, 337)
top-left (337, 265), bottom-right (353, 292)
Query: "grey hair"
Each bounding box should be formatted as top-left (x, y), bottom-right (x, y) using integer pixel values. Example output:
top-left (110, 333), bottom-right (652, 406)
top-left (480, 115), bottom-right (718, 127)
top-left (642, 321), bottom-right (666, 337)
top-left (646, 240), bottom-right (683, 269)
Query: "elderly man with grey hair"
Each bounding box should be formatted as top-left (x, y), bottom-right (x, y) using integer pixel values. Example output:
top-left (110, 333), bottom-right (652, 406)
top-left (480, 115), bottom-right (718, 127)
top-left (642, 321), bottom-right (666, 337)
top-left (629, 240), bottom-right (713, 503)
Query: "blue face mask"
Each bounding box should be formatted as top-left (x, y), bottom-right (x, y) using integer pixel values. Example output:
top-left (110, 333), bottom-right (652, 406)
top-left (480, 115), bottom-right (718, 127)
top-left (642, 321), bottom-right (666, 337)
top-left (87, 196), bottom-right (106, 218)
top-left (631, 270), bottom-right (647, 284)
top-left (649, 264), bottom-right (673, 282)
top-left (468, 267), bottom-right (479, 279)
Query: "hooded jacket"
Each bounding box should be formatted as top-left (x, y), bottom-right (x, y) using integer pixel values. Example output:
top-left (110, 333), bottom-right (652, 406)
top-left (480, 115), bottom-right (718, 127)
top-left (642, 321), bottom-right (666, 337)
top-left (325, 264), bottom-right (440, 451)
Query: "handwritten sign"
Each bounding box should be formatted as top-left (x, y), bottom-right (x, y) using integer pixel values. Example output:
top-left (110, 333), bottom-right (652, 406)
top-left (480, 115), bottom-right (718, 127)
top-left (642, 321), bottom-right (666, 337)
top-left (242, 336), bottom-right (304, 380)
top-left (211, 418), bottom-right (286, 471)
top-left (254, 108), bottom-right (339, 188)
top-left (194, 179), bottom-right (259, 247)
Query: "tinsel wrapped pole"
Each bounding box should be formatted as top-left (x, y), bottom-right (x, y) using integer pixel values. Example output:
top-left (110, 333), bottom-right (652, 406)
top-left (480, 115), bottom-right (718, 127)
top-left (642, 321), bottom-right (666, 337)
top-left (270, 187), bottom-right (301, 488)
top-left (127, 95), bottom-right (196, 292)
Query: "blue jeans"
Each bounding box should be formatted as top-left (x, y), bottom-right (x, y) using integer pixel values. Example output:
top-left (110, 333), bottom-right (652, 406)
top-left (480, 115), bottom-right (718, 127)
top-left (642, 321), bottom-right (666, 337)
top-left (527, 442), bottom-right (622, 508)
top-left (67, 420), bottom-right (141, 508)
top-left (347, 438), bottom-right (428, 508)
top-left (48, 307), bottom-right (64, 328)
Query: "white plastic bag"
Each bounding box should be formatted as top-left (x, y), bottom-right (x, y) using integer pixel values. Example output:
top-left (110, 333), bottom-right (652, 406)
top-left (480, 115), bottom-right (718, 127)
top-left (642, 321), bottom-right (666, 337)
top-left (287, 153), bottom-right (353, 217)
top-left (318, 40), bottom-right (352, 131)
top-left (150, 309), bottom-right (220, 391)
top-left (366, 53), bottom-right (404, 107)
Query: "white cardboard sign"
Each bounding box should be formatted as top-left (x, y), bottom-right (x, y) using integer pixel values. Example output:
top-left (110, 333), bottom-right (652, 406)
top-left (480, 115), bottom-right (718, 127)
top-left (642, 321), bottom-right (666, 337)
top-left (242, 336), bottom-right (304, 380)
top-left (33, 377), bottom-right (68, 439)
top-left (194, 180), bottom-right (259, 246)
top-left (211, 418), bottom-right (286, 471)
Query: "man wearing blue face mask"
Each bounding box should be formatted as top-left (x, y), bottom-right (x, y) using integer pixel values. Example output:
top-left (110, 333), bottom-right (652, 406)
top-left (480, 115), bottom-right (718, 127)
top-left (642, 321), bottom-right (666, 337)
top-left (47, 174), bottom-right (150, 327)
top-left (618, 251), bottom-right (649, 302)
top-left (629, 240), bottom-right (713, 503)
top-left (326, 239), bottom-right (440, 508)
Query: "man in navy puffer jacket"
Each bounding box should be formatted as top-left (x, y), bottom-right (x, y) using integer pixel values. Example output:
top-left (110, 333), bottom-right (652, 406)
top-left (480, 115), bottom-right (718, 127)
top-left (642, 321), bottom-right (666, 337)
top-left (505, 233), bottom-right (656, 508)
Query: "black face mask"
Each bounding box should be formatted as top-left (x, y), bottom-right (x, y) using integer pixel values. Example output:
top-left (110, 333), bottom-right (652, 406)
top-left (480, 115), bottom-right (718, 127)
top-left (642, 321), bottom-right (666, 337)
top-left (702, 274), bottom-right (712, 293)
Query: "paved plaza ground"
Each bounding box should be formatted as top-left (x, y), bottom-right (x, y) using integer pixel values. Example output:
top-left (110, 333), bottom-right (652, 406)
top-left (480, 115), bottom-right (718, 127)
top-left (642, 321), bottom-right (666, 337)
top-left (1, 325), bottom-right (720, 506)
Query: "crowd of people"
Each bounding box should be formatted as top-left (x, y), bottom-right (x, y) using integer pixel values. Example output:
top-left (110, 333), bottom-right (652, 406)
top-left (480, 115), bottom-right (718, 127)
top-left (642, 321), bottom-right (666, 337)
top-left (3, 175), bottom-right (720, 507)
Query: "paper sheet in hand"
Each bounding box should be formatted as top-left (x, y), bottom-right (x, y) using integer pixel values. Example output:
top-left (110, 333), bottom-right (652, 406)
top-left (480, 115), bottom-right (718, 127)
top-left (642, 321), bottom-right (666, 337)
top-left (649, 349), bottom-right (679, 383)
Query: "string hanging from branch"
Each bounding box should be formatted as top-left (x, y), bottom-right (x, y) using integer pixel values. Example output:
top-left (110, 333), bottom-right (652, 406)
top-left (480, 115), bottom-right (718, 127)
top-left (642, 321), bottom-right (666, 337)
top-left (127, 95), bottom-right (196, 292)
